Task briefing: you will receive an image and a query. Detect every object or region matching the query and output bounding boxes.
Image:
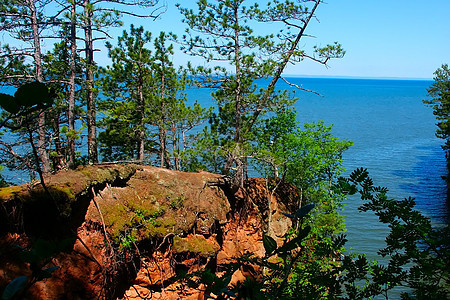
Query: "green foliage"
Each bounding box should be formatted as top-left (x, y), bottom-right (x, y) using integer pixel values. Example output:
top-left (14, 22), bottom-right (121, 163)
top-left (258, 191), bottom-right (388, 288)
top-left (0, 165), bottom-right (9, 188)
top-left (0, 44), bottom-right (31, 87)
top-left (99, 24), bottom-right (154, 162)
top-left (424, 64), bottom-right (450, 150)
top-left (189, 168), bottom-right (449, 299)
top-left (186, 204), bottom-right (317, 299)
top-left (423, 64), bottom-right (450, 178)
top-left (254, 109), bottom-right (351, 259)
top-left (335, 168), bottom-right (450, 299)
top-left (0, 82), bottom-right (53, 115)
top-left (1, 276), bottom-right (28, 300)
top-left (177, 0), bottom-right (344, 185)
top-left (42, 38), bottom-right (84, 169)
top-left (119, 232), bottom-right (139, 249)
top-left (99, 26), bottom-right (209, 167)
top-left (255, 110), bottom-right (352, 202)
top-left (0, 82), bottom-right (54, 181)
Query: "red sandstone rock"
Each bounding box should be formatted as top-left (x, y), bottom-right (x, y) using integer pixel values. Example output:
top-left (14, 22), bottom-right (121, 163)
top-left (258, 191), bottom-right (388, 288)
top-left (0, 165), bottom-right (292, 299)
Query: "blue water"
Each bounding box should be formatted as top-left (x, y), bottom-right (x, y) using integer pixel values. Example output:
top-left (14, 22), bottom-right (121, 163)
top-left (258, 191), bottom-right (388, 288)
top-left (189, 78), bottom-right (448, 295)
top-left (278, 78), bottom-right (448, 298)
top-left (275, 78), bottom-right (448, 250)
top-left (188, 77), bottom-right (448, 223)
top-left (287, 78), bottom-right (447, 216)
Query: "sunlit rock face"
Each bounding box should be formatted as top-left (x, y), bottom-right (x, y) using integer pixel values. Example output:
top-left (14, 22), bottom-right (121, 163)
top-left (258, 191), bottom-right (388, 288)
top-left (0, 165), bottom-right (292, 299)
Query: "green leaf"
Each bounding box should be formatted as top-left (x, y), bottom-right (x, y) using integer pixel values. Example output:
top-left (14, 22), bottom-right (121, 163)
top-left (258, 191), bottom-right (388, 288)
top-left (1, 276), bottom-right (28, 300)
top-left (32, 239), bottom-right (57, 260)
top-left (37, 266), bottom-right (60, 280)
top-left (261, 260), bottom-right (283, 271)
top-left (298, 225), bottom-right (312, 240)
top-left (277, 226), bottom-right (312, 254)
top-left (263, 234), bottom-right (277, 255)
top-left (14, 81), bottom-right (52, 108)
top-left (281, 212), bottom-right (296, 219)
top-left (296, 203), bottom-right (315, 219)
top-left (0, 93), bottom-right (19, 114)
top-left (18, 251), bottom-right (40, 265)
top-left (277, 236), bottom-right (302, 254)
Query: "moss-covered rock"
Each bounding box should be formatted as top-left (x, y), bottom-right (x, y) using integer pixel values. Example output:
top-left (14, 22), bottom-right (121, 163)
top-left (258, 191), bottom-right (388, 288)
top-left (172, 235), bottom-right (220, 257)
top-left (85, 166), bottom-right (230, 246)
top-left (0, 166), bottom-right (294, 300)
top-left (0, 164), bottom-right (138, 237)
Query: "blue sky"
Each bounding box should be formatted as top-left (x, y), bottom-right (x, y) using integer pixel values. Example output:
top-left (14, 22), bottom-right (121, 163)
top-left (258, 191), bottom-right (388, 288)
top-left (102, 0), bottom-right (450, 80)
top-left (2, 0), bottom-right (448, 79)
top-left (300, 0), bottom-right (450, 79)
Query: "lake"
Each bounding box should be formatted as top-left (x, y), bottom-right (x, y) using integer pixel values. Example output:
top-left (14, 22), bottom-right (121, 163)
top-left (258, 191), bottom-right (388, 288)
top-left (279, 77), bottom-right (448, 297)
top-left (273, 77), bottom-right (448, 243)
top-left (190, 76), bottom-right (448, 248)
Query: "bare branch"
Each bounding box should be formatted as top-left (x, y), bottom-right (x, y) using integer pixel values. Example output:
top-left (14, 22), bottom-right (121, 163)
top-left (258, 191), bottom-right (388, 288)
top-left (280, 76), bottom-right (322, 96)
top-left (248, 0), bottom-right (322, 131)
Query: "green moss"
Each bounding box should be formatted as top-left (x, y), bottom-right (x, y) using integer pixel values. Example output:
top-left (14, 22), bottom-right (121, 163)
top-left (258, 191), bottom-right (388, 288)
top-left (172, 235), bottom-right (219, 257)
top-left (101, 203), bottom-right (131, 240)
top-left (0, 185), bottom-right (25, 200)
top-left (169, 195), bottom-right (185, 210)
top-left (79, 167), bottom-right (116, 185)
top-left (162, 216), bottom-right (177, 228)
top-left (102, 196), bottom-right (171, 244)
top-left (137, 215), bottom-right (175, 238)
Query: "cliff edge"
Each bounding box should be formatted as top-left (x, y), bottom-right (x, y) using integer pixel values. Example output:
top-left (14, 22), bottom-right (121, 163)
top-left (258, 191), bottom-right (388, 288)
top-left (0, 165), bottom-right (292, 299)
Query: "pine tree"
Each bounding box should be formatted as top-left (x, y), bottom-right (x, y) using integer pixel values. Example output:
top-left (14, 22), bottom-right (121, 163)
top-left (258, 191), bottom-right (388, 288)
top-left (99, 27), bottom-right (209, 167)
top-left (424, 64), bottom-right (450, 173)
top-left (0, 0), bottom-right (56, 174)
top-left (99, 25), bottom-right (154, 162)
top-left (178, 0), bottom-right (344, 191)
top-left (78, 0), bottom-right (162, 164)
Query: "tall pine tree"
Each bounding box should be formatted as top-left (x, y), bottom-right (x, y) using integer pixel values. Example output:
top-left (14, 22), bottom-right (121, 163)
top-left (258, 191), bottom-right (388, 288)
top-left (178, 0), bottom-right (344, 191)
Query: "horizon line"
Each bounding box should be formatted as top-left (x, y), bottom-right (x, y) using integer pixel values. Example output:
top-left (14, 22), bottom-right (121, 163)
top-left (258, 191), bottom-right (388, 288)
top-left (283, 74), bottom-right (433, 80)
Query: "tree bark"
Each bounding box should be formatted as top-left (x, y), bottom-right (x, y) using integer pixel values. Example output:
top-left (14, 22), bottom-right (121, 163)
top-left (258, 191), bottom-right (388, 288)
top-left (137, 84), bottom-right (145, 162)
top-left (51, 110), bottom-right (65, 171)
top-left (223, 3), bottom-right (244, 191)
top-left (84, 0), bottom-right (98, 164)
top-left (29, 0), bottom-right (50, 175)
top-left (68, 0), bottom-right (77, 168)
top-left (158, 63), bottom-right (169, 168)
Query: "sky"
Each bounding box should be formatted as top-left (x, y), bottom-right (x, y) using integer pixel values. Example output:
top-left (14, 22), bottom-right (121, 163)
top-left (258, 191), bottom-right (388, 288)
top-left (100, 0), bottom-right (450, 80)
top-left (3, 0), bottom-right (450, 80)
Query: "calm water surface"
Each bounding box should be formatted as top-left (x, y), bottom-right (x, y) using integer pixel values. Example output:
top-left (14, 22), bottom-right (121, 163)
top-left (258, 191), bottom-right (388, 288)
top-left (273, 78), bottom-right (448, 298)
top-left (192, 77), bottom-right (449, 280)
top-left (284, 78), bottom-right (448, 253)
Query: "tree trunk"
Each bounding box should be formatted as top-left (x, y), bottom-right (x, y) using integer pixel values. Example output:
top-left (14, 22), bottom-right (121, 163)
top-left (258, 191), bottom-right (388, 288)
top-left (29, 0), bottom-right (50, 175)
top-left (158, 125), bottom-right (167, 168)
top-left (84, 0), bottom-right (98, 164)
top-left (172, 121), bottom-right (179, 170)
top-left (223, 4), bottom-right (244, 192)
top-left (68, 0), bottom-right (77, 168)
top-left (51, 110), bottom-right (65, 171)
top-left (137, 85), bottom-right (145, 162)
top-left (158, 65), bottom-right (169, 168)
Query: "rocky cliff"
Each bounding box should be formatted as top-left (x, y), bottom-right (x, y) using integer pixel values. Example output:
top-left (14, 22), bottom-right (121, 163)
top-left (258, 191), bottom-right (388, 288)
top-left (0, 165), bottom-right (293, 299)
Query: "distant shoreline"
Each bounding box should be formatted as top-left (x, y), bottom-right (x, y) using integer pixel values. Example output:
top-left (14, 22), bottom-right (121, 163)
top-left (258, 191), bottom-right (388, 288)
top-left (282, 75), bottom-right (433, 81)
top-left (0, 76), bottom-right (433, 95)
